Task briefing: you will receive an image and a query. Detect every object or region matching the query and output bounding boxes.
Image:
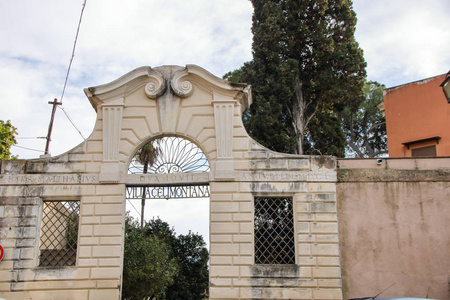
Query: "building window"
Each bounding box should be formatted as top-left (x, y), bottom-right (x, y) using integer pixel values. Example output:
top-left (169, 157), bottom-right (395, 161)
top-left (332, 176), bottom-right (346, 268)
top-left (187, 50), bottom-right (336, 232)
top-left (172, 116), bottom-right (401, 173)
top-left (254, 197), bottom-right (295, 264)
top-left (39, 200), bottom-right (80, 267)
top-left (411, 145), bottom-right (437, 157)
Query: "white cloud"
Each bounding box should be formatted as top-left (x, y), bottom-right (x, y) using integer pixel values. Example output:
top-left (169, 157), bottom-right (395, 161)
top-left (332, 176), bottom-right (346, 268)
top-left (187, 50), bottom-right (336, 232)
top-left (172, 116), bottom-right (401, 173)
top-left (127, 198), bottom-right (210, 246)
top-left (353, 0), bottom-right (450, 86)
top-left (0, 0), bottom-right (253, 158)
top-left (1, 0), bottom-right (449, 236)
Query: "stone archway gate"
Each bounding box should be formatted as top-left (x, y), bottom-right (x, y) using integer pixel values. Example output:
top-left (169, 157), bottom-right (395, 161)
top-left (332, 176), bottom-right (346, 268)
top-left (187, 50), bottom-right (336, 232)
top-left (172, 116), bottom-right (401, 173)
top-left (0, 65), bottom-right (340, 300)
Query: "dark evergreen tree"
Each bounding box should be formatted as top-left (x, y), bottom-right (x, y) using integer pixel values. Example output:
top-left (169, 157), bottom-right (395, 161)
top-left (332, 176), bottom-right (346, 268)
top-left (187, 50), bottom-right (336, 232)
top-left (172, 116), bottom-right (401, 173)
top-left (305, 107), bottom-right (347, 157)
top-left (166, 232), bottom-right (209, 300)
top-left (228, 0), bottom-right (366, 155)
top-left (340, 81), bottom-right (388, 157)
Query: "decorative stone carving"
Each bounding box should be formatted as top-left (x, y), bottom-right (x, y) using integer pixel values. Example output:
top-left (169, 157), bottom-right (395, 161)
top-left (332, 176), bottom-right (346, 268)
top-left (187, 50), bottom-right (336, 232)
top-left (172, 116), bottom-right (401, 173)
top-left (144, 70), bottom-right (166, 99)
top-left (171, 68), bottom-right (194, 98)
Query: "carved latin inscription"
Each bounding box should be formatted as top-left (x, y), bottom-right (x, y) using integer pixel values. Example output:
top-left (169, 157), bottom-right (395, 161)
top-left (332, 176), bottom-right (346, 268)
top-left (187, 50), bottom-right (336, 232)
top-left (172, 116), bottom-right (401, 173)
top-left (0, 174), bottom-right (98, 185)
top-left (235, 171), bottom-right (337, 182)
top-left (126, 172), bottom-right (209, 185)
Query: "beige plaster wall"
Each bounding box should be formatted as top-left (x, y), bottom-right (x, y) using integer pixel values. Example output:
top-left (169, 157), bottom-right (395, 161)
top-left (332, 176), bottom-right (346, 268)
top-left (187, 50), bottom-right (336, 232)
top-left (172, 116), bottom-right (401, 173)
top-left (337, 158), bottom-right (450, 300)
top-left (208, 155), bottom-right (341, 300)
top-left (0, 65), bottom-right (342, 300)
top-left (2, 65), bottom-right (448, 300)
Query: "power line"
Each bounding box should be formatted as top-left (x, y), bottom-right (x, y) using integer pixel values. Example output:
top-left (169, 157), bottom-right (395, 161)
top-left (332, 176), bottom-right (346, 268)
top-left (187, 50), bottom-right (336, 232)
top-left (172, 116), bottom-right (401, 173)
top-left (0, 139), bottom-right (12, 145)
top-left (13, 144), bottom-right (45, 153)
top-left (58, 106), bottom-right (86, 140)
top-left (126, 199), bottom-right (142, 218)
top-left (1, 139), bottom-right (44, 153)
top-left (45, 0), bottom-right (88, 154)
top-left (60, 0), bottom-right (88, 104)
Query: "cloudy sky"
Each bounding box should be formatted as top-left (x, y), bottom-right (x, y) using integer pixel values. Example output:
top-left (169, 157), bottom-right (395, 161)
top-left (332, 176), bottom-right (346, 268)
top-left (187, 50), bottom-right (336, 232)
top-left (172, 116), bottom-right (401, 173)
top-left (1, 0), bottom-right (449, 240)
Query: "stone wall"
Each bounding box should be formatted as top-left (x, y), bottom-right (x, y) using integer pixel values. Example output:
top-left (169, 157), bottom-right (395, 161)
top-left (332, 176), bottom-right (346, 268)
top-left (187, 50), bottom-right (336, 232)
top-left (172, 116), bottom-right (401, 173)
top-left (337, 158), bottom-right (450, 300)
top-left (0, 65), bottom-right (342, 300)
top-left (0, 156), bottom-right (124, 300)
top-left (1, 65), bottom-right (448, 300)
top-left (208, 154), bottom-right (340, 299)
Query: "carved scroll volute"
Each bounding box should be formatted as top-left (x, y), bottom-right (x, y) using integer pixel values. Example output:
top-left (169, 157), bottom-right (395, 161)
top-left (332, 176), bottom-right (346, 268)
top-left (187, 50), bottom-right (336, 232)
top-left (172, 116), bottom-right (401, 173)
top-left (171, 68), bottom-right (194, 98)
top-left (144, 70), bottom-right (166, 99)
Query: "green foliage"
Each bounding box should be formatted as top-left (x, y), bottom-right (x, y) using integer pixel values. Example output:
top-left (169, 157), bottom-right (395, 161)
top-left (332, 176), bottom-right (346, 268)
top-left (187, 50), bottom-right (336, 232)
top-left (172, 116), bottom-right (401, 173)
top-left (134, 141), bottom-right (161, 227)
top-left (122, 216), bottom-right (209, 300)
top-left (223, 68), bottom-right (244, 84)
top-left (226, 0), bottom-right (366, 155)
top-left (341, 81), bottom-right (388, 157)
top-left (166, 231), bottom-right (209, 300)
top-left (135, 141), bottom-right (161, 174)
top-left (305, 108), bottom-right (346, 157)
top-left (0, 120), bottom-right (18, 160)
top-left (65, 212), bottom-right (79, 250)
top-left (122, 216), bottom-right (179, 300)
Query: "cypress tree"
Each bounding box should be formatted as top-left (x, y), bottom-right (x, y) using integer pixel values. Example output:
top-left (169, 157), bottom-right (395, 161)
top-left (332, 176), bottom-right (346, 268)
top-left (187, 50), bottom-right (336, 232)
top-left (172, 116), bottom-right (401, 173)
top-left (235, 0), bottom-right (366, 155)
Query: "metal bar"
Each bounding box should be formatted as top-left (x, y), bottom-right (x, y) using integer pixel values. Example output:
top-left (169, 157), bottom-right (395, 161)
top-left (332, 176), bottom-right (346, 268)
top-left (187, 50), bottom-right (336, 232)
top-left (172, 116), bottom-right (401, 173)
top-left (126, 185), bottom-right (210, 200)
top-left (126, 181), bottom-right (210, 188)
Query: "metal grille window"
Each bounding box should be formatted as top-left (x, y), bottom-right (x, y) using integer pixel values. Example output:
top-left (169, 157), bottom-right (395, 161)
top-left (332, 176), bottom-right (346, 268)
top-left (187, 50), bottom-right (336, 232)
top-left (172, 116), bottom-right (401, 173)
top-left (39, 200), bottom-right (80, 267)
top-left (254, 197), bottom-right (295, 264)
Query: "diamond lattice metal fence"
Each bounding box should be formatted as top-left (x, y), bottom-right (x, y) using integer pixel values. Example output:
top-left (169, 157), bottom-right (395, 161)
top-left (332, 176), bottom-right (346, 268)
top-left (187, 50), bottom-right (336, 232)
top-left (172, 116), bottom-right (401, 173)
top-left (39, 200), bottom-right (80, 267)
top-left (254, 197), bottom-right (295, 264)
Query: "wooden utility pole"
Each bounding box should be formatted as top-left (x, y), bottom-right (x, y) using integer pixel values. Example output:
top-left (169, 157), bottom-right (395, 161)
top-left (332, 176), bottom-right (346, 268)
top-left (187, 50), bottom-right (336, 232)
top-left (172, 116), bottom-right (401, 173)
top-left (44, 98), bottom-right (61, 155)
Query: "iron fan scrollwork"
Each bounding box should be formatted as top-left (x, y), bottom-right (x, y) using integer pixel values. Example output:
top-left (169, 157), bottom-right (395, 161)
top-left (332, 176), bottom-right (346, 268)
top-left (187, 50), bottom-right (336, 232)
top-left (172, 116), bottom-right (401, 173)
top-left (129, 137), bottom-right (210, 174)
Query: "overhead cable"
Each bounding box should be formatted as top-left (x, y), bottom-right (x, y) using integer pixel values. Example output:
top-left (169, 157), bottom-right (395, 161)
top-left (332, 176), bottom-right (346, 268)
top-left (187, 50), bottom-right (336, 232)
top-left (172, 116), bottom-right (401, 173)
top-left (58, 105), bottom-right (86, 140)
top-left (59, 0), bottom-right (88, 104)
top-left (13, 144), bottom-right (45, 153)
top-left (126, 199), bottom-right (142, 218)
top-left (45, 0), bottom-right (88, 154)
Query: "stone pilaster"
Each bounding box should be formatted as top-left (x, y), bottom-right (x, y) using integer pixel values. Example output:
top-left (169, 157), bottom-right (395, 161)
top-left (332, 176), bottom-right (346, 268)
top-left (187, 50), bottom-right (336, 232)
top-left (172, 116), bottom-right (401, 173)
top-left (99, 98), bottom-right (124, 183)
top-left (213, 100), bottom-right (236, 180)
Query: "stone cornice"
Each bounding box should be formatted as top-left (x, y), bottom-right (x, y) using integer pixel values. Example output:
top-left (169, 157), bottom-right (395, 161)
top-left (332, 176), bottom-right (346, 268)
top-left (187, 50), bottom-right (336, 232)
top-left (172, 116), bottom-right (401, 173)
top-left (84, 65), bottom-right (252, 112)
top-left (84, 66), bottom-right (165, 111)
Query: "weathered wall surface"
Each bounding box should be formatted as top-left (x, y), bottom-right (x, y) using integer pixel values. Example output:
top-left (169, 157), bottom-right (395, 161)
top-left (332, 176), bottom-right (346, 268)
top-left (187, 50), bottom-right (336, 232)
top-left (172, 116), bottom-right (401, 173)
top-left (0, 65), bottom-right (342, 300)
top-left (337, 158), bottom-right (450, 300)
top-left (208, 154), bottom-right (341, 300)
top-left (1, 66), bottom-right (449, 300)
top-left (0, 154), bottom-right (124, 300)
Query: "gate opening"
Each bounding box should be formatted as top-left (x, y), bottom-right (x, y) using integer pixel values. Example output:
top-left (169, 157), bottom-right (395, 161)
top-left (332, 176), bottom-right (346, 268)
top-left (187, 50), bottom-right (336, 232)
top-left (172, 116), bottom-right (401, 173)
top-left (125, 136), bottom-right (211, 244)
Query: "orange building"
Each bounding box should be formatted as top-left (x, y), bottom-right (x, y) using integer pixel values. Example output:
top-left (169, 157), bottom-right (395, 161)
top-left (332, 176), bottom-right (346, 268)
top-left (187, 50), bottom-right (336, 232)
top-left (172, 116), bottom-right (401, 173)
top-left (382, 73), bottom-right (450, 157)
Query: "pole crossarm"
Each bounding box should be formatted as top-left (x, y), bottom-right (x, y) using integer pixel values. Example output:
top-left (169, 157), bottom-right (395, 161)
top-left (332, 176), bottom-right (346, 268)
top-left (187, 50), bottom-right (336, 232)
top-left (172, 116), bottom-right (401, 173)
top-left (45, 98), bottom-right (62, 155)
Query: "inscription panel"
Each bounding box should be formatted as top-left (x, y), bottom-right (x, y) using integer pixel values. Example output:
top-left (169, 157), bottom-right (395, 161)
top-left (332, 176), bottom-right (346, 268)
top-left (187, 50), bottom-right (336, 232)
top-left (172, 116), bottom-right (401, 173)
top-left (126, 185), bottom-right (210, 200)
top-left (236, 171), bottom-right (336, 182)
top-left (126, 173), bottom-right (209, 185)
top-left (0, 174), bottom-right (98, 185)
top-left (0, 171), bottom-right (336, 186)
